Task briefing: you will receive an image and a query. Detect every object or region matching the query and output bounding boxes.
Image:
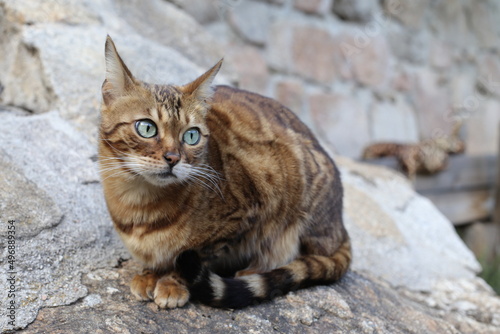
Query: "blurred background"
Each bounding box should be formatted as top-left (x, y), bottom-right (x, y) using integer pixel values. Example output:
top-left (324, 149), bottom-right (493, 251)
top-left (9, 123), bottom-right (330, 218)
top-left (1, 0), bottom-right (499, 290)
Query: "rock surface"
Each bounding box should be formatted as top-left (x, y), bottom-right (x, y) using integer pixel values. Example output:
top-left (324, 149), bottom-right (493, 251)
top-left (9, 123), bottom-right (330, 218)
top-left (0, 155), bottom-right (62, 239)
top-left (0, 0), bottom-right (499, 333)
top-left (0, 111), bottom-right (127, 331)
top-left (19, 261), bottom-right (500, 334)
top-left (332, 0), bottom-right (379, 22)
top-left (338, 156), bottom-right (481, 291)
top-left (227, 1), bottom-right (277, 46)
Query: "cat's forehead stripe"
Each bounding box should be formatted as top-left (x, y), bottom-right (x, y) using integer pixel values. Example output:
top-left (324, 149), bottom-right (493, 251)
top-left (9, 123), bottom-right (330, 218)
top-left (151, 84), bottom-right (182, 120)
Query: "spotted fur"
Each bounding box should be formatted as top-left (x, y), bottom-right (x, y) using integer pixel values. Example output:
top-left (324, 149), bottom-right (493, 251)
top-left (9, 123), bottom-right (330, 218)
top-left (98, 36), bottom-right (351, 309)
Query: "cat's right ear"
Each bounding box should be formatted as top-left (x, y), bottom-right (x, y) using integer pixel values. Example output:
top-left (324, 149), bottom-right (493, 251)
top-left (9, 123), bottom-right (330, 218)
top-left (102, 35), bottom-right (135, 105)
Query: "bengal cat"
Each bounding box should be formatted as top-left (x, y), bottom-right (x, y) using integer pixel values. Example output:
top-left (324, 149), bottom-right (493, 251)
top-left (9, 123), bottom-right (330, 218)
top-left (98, 36), bottom-right (351, 309)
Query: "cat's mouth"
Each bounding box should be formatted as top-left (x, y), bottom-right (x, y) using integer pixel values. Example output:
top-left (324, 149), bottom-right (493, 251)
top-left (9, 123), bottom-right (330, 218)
top-left (157, 170), bottom-right (176, 179)
top-left (141, 169), bottom-right (181, 187)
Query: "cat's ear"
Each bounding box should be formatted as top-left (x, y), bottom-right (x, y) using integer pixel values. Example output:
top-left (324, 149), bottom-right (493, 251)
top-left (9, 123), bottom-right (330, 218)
top-left (181, 59), bottom-right (223, 102)
top-left (102, 35), bottom-right (136, 105)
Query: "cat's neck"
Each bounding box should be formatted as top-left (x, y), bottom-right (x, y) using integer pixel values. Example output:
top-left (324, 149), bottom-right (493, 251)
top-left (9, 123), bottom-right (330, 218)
top-left (104, 174), bottom-right (188, 207)
top-left (102, 172), bottom-right (196, 229)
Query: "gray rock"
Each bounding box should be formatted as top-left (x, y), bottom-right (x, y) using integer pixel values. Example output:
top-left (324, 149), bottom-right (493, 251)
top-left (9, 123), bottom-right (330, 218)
top-left (294, 0), bottom-right (332, 16)
top-left (309, 93), bottom-right (372, 158)
top-left (266, 19), bottom-right (294, 73)
top-left (0, 153), bottom-right (62, 239)
top-left (383, 0), bottom-right (430, 28)
top-left (167, 0), bottom-right (220, 25)
top-left (411, 67), bottom-right (454, 139)
top-left (0, 3), bottom-right (55, 114)
top-left (464, 0), bottom-right (500, 50)
top-left (1, 0), bottom-right (225, 68)
top-left (226, 45), bottom-right (270, 95)
top-left (349, 34), bottom-right (392, 88)
top-left (0, 0), bottom-right (229, 141)
top-left (0, 0), bottom-right (101, 25)
top-left (464, 98), bottom-right (500, 156)
top-left (113, 0), bottom-right (225, 69)
top-left (370, 98), bottom-right (419, 143)
top-left (337, 156), bottom-right (481, 291)
top-left (332, 0), bottom-right (380, 22)
top-left (227, 1), bottom-right (279, 46)
top-left (0, 0), bottom-right (104, 113)
top-left (0, 111), bottom-right (128, 331)
top-left (385, 21), bottom-right (430, 64)
top-left (254, 0), bottom-right (285, 5)
top-left (427, 0), bottom-right (474, 50)
top-left (477, 54), bottom-right (500, 98)
top-left (291, 24), bottom-right (340, 84)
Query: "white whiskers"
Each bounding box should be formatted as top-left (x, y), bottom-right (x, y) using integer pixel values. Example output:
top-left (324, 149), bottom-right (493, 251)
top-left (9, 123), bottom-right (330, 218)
top-left (97, 139), bottom-right (146, 182)
top-left (98, 159), bottom-right (143, 183)
top-left (188, 165), bottom-right (225, 200)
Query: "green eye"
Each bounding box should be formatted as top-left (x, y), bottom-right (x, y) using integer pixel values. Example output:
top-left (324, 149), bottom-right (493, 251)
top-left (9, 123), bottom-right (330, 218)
top-left (183, 128), bottom-right (200, 145)
top-left (136, 120), bottom-right (157, 138)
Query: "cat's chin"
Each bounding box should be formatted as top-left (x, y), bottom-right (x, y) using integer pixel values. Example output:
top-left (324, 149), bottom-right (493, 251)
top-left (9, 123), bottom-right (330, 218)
top-left (140, 164), bottom-right (193, 188)
top-left (142, 172), bottom-right (183, 188)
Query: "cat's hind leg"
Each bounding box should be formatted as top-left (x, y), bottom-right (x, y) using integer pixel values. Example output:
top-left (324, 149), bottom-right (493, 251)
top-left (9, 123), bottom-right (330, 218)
top-left (176, 239), bottom-right (351, 309)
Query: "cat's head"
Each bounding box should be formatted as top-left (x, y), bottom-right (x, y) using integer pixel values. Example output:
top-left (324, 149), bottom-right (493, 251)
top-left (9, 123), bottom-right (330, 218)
top-left (99, 36), bottom-right (222, 188)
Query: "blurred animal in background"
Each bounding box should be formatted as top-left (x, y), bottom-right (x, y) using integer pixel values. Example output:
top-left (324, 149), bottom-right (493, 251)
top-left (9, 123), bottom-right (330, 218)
top-left (363, 121), bottom-right (465, 178)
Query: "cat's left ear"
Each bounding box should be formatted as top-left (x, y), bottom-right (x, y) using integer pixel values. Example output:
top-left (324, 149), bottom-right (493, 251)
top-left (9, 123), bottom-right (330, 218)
top-left (181, 59), bottom-right (223, 102)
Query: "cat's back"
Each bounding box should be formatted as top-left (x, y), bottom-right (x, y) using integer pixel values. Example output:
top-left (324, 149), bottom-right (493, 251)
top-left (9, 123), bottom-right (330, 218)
top-left (206, 85), bottom-right (339, 212)
top-left (209, 85), bottom-right (321, 148)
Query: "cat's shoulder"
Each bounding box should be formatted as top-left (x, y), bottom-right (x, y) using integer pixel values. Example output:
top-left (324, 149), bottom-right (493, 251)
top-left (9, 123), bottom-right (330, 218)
top-left (212, 85), bottom-right (281, 108)
top-left (211, 85), bottom-right (297, 119)
top-left (210, 85), bottom-right (311, 137)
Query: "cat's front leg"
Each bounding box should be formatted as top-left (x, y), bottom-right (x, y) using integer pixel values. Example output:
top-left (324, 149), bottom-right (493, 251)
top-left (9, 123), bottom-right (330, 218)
top-left (130, 269), bottom-right (159, 301)
top-left (130, 270), bottom-right (189, 308)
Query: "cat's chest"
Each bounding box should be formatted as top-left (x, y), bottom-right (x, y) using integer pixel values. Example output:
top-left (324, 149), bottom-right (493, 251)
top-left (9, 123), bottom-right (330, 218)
top-left (118, 223), bottom-right (190, 268)
top-left (116, 208), bottom-right (254, 269)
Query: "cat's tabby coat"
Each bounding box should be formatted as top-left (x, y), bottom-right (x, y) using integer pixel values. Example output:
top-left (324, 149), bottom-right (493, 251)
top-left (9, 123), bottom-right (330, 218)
top-left (98, 36), bottom-right (351, 309)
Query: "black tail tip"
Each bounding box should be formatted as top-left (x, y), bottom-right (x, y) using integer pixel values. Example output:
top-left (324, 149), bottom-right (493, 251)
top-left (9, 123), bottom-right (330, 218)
top-left (176, 250), bottom-right (202, 284)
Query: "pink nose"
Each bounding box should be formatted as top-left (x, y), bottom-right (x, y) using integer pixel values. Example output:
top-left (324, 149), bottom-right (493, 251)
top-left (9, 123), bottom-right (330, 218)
top-left (164, 152), bottom-right (180, 167)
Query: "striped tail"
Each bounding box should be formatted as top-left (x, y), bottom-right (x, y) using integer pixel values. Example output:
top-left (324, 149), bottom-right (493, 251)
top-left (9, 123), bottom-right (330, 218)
top-left (176, 239), bottom-right (352, 309)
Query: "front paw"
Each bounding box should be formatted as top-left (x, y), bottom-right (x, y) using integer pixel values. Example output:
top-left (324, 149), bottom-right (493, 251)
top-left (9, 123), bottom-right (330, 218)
top-left (153, 275), bottom-right (190, 309)
top-left (130, 270), bottom-right (159, 301)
